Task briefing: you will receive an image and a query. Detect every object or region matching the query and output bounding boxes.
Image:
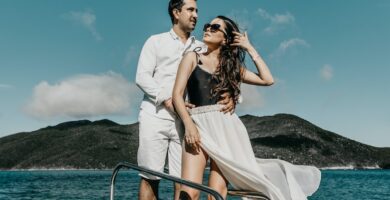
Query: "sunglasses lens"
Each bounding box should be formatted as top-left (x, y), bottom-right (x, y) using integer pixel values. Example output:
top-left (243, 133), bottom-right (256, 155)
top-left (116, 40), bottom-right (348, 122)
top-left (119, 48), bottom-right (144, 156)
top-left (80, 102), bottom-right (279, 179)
top-left (203, 23), bottom-right (222, 32)
top-left (210, 24), bottom-right (220, 32)
top-left (203, 23), bottom-right (226, 36)
top-left (203, 23), bottom-right (211, 31)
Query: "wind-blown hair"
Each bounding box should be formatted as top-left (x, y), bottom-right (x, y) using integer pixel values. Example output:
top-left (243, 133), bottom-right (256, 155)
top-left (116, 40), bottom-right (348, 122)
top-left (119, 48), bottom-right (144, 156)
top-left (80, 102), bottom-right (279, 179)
top-left (211, 15), bottom-right (246, 104)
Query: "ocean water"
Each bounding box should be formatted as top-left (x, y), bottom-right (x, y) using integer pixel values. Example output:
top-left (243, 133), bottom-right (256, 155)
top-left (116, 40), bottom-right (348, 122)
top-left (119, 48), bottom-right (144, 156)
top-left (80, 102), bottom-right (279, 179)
top-left (0, 169), bottom-right (389, 200)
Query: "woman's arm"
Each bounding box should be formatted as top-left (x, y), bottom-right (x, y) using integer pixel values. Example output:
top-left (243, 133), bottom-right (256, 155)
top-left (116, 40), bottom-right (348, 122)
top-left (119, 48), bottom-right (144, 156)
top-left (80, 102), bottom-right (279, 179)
top-left (172, 52), bottom-right (201, 151)
top-left (231, 31), bottom-right (274, 86)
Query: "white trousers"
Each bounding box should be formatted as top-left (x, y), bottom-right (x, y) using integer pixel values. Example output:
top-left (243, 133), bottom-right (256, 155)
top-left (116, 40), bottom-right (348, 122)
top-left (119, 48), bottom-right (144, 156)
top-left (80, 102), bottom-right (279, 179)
top-left (137, 110), bottom-right (183, 180)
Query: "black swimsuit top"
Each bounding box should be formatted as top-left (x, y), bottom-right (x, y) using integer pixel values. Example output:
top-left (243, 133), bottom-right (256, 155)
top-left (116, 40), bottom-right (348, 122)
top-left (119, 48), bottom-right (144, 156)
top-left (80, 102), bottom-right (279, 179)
top-left (187, 64), bottom-right (219, 107)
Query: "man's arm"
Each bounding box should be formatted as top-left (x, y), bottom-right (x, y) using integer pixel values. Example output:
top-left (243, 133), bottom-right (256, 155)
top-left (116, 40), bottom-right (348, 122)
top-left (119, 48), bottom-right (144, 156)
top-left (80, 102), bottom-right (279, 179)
top-left (135, 36), bottom-right (169, 106)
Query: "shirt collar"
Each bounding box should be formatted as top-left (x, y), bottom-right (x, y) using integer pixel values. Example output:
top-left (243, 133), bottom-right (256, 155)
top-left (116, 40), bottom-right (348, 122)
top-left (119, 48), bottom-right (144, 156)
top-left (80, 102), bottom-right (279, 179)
top-left (169, 28), bottom-right (195, 42)
top-left (169, 29), bottom-right (179, 40)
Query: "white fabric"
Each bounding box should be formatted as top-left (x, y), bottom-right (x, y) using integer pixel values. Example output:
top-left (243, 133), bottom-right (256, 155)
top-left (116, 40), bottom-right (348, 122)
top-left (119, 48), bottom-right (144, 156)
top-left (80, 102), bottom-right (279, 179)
top-left (137, 109), bottom-right (184, 180)
top-left (135, 29), bottom-right (207, 120)
top-left (189, 104), bottom-right (321, 200)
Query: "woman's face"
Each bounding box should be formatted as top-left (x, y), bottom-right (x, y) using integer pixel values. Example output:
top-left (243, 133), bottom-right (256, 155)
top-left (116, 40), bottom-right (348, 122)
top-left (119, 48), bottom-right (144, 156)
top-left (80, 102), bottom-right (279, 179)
top-left (202, 18), bottom-right (227, 46)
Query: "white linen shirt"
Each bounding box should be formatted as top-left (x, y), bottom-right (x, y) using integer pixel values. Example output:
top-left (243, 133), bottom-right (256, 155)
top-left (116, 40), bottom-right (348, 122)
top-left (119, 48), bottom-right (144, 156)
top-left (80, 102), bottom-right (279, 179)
top-left (136, 29), bottom-right (206, 120)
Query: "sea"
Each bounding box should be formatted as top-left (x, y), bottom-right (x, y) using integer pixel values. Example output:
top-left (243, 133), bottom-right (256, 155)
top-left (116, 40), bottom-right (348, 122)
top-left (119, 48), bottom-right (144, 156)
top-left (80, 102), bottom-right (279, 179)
top-left (0, 169), bottom-right (389, 200)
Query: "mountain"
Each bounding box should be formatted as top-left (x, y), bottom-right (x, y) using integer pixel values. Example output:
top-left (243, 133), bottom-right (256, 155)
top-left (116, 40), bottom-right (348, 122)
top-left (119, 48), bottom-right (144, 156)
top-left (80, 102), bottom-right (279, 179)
top-left (241, 114), bottom-right (389, 168)
top-left (0, 114), bottom-right (389, 170)
top-left (0, 119), bottom-right (139, 169)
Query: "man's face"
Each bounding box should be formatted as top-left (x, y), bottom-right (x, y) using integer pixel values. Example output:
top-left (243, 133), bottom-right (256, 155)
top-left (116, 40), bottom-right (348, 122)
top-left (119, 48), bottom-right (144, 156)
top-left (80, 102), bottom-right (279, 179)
top-left (176, 0), bottom-right (198, 32)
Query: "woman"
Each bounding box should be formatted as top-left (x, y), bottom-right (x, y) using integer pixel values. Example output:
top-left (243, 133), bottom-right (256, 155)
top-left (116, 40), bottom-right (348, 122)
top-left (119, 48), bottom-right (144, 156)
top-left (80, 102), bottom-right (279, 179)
top-left (172, 16), bottom-right (321, 200)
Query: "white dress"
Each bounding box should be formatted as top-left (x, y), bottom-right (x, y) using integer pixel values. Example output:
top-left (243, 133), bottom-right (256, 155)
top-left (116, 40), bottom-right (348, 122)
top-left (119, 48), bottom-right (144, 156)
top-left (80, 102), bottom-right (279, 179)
top-left (188, 104), bottom-right (321, 200)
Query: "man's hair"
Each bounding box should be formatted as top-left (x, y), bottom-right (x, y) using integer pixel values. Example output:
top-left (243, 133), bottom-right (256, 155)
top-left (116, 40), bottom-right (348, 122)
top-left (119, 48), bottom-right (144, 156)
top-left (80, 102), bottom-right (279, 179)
top-left (168, 0), bottom-right (196, 24)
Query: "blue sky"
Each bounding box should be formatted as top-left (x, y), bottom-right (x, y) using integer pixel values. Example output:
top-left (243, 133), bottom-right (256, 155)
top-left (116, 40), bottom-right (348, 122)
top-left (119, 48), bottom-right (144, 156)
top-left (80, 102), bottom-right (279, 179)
top-left (0, 0), bottom-right (389, 147)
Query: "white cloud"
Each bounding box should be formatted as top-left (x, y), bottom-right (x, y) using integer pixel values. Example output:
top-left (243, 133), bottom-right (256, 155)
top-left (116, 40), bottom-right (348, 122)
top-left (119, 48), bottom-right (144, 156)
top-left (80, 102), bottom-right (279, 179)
top-left (227, 9), bottom-right (252, 31)
top-left (273, 77), bottom-right (286, 85)
top-left (123, 46), bottom-right (138, 67)
top-left (0, 84), bottom-right (13, 89)
top-left (257, 8), bottom-right (295, 34)
top-left (271, 38), bottom-right (310, 58)
top-left (236, 78), bottom-right (290, 113)
top-left (320, 64), bottom-right (334, 80)
top-left (279, 38), bottom-right (310, 52)
top-left (236, 84), bottom-right (265, 112)
top-left (63, 9), bottom-right (102, 41)
top-left (25, 72), bottom-right (141, 119)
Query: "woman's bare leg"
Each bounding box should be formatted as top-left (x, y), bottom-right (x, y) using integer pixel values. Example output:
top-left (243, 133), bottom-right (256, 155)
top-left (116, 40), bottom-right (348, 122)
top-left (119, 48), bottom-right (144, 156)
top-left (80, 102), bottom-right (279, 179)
top-left (180, 142), bottom-right (208, 200)
top-left (208, 159), bottom-right (228, 200)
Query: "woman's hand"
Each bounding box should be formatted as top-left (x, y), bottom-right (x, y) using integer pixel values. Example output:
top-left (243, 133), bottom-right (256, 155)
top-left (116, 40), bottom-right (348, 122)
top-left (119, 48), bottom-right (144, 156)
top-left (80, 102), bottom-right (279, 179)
top-left (184, 123), bottom-right (201, 152)
top-left (231, 31), bottom-right (254, 51)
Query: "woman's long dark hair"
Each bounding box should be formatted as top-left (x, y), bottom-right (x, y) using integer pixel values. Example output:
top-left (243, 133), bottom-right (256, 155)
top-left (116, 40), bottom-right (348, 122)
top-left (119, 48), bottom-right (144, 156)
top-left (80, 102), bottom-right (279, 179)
top-left (211, 15), bottom-right (246, 104)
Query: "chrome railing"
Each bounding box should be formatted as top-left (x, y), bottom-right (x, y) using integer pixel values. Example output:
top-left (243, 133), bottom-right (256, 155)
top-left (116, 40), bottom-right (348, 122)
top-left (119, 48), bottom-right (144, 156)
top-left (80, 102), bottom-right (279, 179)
top-left (109, 162), bottom-right (224, 200)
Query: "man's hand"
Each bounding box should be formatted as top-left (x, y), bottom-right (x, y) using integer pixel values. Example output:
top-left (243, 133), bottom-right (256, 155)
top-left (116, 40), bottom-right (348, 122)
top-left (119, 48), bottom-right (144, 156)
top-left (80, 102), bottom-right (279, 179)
top-left (163, 98), bottom-right (175, 113)
top-left (185, 102), bottom-right (196, 110)
top-left (217, 92), bottom-right (235, 114)
top-left (164, 98), bottom-right (195, 114)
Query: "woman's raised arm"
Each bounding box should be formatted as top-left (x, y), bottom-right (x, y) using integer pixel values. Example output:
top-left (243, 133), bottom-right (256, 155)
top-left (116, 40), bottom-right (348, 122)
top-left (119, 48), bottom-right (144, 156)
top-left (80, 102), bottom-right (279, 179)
top-left (231, 31), bottom-right (274, 86)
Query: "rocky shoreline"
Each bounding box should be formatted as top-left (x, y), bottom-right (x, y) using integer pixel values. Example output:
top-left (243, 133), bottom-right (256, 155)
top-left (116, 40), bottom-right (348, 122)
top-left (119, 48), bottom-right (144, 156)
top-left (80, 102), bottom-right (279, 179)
top-left (1, 166), bottom-right (385, 171)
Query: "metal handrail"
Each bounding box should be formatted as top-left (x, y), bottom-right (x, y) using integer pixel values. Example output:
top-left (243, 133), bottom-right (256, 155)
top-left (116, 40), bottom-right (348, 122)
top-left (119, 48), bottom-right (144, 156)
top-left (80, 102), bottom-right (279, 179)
top-left (228, 189), bottom-right (270, 200)
top-left (109, 162), bottom-right (224, 200)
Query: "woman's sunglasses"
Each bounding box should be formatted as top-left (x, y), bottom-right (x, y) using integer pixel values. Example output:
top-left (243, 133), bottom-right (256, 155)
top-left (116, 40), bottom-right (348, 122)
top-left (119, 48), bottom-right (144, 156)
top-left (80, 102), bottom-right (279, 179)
top-left (203, 23), bottom-right (227, 36)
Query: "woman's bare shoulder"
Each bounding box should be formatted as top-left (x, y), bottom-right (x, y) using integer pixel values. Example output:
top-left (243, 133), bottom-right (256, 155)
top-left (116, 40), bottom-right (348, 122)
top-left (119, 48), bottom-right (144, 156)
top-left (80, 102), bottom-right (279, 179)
top-left (183, 51), bottom-right (198, 61)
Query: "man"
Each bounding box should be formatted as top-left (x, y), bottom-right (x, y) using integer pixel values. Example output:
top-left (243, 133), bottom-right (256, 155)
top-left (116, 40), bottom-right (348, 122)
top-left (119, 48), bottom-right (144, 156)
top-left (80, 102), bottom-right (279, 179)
top-left (135, 0), bottom-right (234, 199)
